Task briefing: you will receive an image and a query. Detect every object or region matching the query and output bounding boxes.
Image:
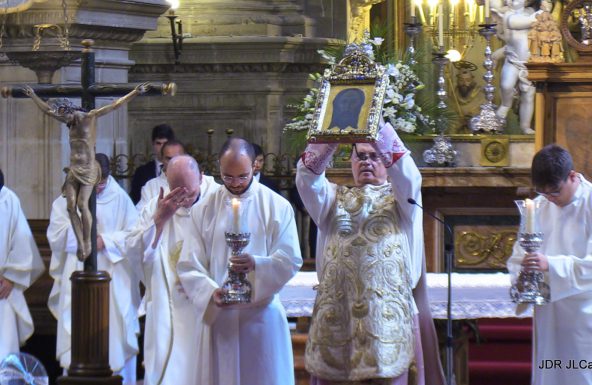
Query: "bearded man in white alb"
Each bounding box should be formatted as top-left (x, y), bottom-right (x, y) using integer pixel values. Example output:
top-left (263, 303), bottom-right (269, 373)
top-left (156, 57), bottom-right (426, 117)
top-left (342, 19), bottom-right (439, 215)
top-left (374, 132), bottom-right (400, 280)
top-left (508, 144), bottom-right (592, 385)
top-left (126, 155), bottom-right (219, 385)
top-left (178, 138), bottom-right (302, 385)
top-left (47, 154), bottom-right (140, 384)
top-left (0, 168), bottom-right (45, 361)
top-left (296, 122), bottom-right (445, 385)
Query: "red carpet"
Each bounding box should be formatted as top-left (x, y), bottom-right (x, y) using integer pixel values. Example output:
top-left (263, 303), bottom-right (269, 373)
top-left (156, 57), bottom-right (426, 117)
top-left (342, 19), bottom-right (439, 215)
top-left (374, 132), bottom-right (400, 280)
top-left (468, 318), bottom-right (532, 385)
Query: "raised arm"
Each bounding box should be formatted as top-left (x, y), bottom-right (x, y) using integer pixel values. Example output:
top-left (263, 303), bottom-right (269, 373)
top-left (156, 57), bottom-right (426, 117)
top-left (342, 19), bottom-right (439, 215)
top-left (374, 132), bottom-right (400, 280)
top-left (295, 143), bottom-right (338, 227)
top-left (91, 82), bottom-right (150, 117)
top-left (371, 121), bottom-right (423, 286)
top-left (23, 86), bottom-right (69, 123)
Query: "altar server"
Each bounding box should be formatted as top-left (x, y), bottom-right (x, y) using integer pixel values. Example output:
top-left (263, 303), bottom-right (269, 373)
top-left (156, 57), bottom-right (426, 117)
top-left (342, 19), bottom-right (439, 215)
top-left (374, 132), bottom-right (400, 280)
top-left (0, 169), bottom-right (45, 361)
top-left (126, 154), bottom-right (218, 385)
top-left (508, 144), bottom-right (592, 385)
top-left (47, 154), bottom-right (140, 384)
top-left (178, 138), bottom-right (302, 385)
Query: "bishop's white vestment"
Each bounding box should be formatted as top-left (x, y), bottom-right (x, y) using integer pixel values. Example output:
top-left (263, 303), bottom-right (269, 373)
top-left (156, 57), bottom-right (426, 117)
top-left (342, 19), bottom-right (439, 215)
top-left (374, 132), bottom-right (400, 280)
top-left (295, 123), bottom-right (445, 385)
top-left (0, 187), bottom-right (45, 361)
top-left (508, 175), bottom-right (592, 385)
top-left (137, 173), bottom-right (168, 211)
top-left (126, 174), bottom-right (219, 385)
top-left (178, 178), bottom-right (303, 385)
top-left (47, 176), bottom-right (140, 382)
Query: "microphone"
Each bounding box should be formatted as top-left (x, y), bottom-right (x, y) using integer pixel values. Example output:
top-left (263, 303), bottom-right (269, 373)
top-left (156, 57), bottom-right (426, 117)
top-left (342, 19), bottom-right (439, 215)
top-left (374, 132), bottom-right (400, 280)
top-left (408, 197), bottom-right (455, 385)
top-left (407, 198), bottom-right (453, 243)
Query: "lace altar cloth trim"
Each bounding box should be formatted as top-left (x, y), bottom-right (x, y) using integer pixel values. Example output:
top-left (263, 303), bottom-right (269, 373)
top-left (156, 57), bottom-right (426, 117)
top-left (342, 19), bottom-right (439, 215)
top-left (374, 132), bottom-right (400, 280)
top-left (279, 272), bottom-right (532, 319)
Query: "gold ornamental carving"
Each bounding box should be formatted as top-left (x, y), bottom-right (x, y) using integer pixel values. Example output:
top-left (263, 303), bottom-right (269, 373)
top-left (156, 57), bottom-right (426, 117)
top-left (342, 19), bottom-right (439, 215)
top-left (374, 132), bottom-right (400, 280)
top-left (455, 225), bottom-right (517, 269)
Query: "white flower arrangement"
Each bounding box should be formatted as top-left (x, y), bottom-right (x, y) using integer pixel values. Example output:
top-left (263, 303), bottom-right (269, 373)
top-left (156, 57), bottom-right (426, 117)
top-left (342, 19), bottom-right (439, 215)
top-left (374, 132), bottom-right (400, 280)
top-left (284, 33), bottom-right (434, 134)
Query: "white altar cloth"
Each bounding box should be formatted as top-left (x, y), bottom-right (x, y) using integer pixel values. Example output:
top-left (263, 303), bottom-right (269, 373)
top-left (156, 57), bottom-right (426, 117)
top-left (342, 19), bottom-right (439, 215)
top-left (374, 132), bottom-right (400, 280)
top-left (279, 272), bottom-right (533, 319)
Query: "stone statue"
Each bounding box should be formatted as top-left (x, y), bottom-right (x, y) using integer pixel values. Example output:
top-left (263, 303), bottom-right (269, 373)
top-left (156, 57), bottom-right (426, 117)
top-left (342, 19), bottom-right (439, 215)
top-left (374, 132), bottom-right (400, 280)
top-left (349, 0), bottom-right (386, 42)
top-left (24, 82), bottom-right (150, 261)
top-left (491, 0), bottom-right (542, 134)
top-left (529, 8), bottom-right (564, 63)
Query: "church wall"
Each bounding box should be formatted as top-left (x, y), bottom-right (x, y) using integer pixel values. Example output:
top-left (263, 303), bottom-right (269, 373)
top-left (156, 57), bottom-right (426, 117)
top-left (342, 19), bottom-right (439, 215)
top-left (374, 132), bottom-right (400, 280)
top-left (0, 0), bottom-right (169, 218)
top-left (128, 0), bottom-right (347, 160)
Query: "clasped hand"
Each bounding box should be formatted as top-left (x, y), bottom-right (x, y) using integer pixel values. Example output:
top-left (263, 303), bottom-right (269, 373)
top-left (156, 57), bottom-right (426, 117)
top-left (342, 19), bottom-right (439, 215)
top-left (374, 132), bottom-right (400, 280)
top-left (521, 252), bottom-right (549, 272)
top-left (229, 253), bottom-right (255, 274)
top-left (0, 277), bottom-right (14, 299)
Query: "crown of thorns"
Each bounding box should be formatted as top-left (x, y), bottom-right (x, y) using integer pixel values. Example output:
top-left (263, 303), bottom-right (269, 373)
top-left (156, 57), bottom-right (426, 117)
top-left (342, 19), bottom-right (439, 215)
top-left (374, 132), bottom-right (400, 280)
top-left (49, 98), bottom-right (86, 114)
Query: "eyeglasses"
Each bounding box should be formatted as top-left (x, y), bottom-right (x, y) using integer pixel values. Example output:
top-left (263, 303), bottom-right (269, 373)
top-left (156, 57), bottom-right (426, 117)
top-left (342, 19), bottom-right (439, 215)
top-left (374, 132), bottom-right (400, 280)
top-left (221, 175), bottom-right (250, 183)
top-left (535, 182), bottom-right (564, 198)
top-left (352, 146), bottom-right (381, 162)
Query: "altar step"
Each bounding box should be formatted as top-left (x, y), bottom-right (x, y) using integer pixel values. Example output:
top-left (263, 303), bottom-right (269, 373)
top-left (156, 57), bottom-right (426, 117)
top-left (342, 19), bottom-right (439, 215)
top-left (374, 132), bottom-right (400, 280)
top-left (468, 318), bottom-right (532, 385)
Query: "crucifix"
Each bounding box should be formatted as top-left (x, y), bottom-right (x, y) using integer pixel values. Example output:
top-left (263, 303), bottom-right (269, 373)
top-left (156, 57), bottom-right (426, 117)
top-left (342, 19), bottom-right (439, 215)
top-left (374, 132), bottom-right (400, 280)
top-left (1, 39), bottom-right (175, 385)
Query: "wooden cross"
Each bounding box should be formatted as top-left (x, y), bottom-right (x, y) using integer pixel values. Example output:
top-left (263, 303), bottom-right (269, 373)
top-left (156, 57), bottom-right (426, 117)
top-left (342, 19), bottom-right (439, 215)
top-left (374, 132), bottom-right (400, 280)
top-left (1, 39), bottom-right (175, 384)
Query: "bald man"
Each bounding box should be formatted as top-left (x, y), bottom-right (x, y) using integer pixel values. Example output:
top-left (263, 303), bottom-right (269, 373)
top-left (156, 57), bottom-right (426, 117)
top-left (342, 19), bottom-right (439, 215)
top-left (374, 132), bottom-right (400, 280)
top-left (178, 138), bottom-right (303, 385)
top-left (127, 155), bottom-right (219, 385)
top-left (136, 139), bottom-right (186, 212)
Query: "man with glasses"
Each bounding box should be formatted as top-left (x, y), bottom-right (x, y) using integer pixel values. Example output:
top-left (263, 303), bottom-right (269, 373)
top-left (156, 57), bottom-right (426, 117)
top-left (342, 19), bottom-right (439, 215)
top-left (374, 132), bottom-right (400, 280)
top-left (507, 144), bottom-right (592, 385)
top-left (296, 121), bottom-right (445, 385)
top-left (178, 137), bottom-right (302, 385)
top-left (47, 153), bottom-right (141, 384)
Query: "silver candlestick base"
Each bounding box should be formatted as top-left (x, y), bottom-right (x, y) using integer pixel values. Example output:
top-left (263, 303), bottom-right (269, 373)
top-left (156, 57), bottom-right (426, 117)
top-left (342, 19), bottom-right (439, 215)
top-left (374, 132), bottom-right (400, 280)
top-left (509, 232), bottom-right (550, 305)
top-left (469, 22), bottom-right (506, 134)
top-left (423, 133), bottom-right (457, 166)
top-left (222, 231), bottom-right (252, 304)
top-left (424, 50), bottom-right (457, 167)
top-left (404, 16), bottom-right (422, 66)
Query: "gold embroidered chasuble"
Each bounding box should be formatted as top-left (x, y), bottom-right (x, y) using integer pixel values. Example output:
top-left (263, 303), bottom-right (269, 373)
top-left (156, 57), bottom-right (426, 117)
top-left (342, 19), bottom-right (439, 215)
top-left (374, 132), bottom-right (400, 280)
top-left (306, 183), bottom-right (415, 381)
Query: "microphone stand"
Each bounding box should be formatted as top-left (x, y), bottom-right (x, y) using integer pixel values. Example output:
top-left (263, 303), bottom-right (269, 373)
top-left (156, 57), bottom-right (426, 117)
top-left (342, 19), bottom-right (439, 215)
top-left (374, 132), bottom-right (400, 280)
top-left (445, 243), bottom-right (454, 385)
top-left (408, 198), bottom-right (455, 385)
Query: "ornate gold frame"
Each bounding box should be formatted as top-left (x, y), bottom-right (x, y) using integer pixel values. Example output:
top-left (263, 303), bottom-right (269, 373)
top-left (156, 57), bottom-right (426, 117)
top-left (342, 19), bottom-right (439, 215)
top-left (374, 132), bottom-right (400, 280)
top-left (307, 46), bottom-right (388, 143)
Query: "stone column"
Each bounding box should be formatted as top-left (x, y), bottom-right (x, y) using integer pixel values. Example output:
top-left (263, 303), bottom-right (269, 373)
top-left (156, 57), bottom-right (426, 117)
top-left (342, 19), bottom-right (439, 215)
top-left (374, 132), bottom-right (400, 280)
top-left (0, 0), bottom-right (169, 218)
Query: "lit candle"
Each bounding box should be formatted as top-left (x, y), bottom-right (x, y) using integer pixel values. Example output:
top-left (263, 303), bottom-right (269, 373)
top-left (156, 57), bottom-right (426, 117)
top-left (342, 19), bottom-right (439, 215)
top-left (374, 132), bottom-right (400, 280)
top-left (525, 199), bottom-right (535, 233)
top-left (485, 0), bottom-right (490, 19)
top-left (411, 0), bottom-right (416, 18)
top-left (438, 3), bottom-right (444, 48)
top-left (232, 198), bottom-right (240, 233)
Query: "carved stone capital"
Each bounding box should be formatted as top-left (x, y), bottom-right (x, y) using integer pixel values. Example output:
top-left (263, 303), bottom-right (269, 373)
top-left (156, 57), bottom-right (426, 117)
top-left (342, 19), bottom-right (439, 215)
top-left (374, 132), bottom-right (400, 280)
top-left (1, 0), bottom-right (169, 50)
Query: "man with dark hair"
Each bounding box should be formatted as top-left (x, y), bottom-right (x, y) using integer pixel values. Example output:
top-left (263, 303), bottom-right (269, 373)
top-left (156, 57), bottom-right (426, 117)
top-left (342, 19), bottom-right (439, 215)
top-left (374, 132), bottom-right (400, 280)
top-left (178, 137), bottom-right (302, 385)
top-left (48, 153), bottom-right (141, 384)
top-left (0, 168), bottom-right (45, 362)
top-left (130, 124), bottom-right (176, 204)
top-left (251, 143), bottom-right (279, 193)
top-left (136, 139), bottom-right (186, 211)
top-left (507, 144), bottom-right (592, 384)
